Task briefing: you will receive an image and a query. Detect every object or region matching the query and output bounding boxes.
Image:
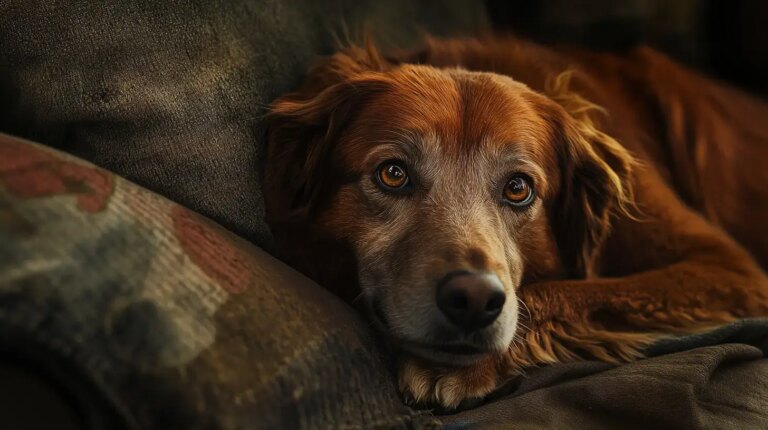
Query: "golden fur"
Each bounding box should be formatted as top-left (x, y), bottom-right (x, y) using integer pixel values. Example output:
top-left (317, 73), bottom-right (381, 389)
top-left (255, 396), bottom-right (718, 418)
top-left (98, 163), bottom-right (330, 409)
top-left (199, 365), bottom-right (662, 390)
top-left (264, 36), bottom-right (768, 409)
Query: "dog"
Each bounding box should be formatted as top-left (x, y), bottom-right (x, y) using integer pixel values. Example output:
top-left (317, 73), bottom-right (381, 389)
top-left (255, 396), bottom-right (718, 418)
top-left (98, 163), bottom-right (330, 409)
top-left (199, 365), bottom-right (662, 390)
top-left (263, 36), bottom-right (768, 409)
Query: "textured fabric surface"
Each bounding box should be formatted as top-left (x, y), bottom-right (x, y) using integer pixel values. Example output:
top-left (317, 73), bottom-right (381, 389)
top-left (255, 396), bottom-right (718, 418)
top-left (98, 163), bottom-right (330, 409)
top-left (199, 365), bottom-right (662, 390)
top-left (0, 0), bottom-right (489, 250)
top-left (0, 134), bottom-right (438, 429)
top-left (443, 320), bottom-right (768, 429)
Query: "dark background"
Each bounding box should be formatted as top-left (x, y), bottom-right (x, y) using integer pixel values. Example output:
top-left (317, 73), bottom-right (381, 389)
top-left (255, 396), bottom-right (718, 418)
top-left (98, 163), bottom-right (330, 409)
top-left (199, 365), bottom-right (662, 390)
top-left (485, 0), bottom-right (768, 98)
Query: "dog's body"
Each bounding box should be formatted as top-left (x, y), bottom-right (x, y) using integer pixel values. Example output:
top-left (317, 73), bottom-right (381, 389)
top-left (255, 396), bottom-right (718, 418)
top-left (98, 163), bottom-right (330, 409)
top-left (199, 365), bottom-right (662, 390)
top-left (264, 36), bottom-right (768, 409)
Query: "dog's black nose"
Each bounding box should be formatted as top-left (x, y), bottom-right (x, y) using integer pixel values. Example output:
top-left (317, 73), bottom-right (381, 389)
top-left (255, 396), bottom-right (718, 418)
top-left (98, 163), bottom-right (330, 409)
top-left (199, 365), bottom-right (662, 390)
top-left (436, 271), bottom-right (506, 331)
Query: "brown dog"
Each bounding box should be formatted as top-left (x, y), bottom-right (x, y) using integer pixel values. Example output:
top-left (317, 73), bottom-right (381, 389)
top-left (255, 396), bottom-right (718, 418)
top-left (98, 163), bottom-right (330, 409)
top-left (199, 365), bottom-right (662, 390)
top-left (264, 36), bottom-right (768, 409)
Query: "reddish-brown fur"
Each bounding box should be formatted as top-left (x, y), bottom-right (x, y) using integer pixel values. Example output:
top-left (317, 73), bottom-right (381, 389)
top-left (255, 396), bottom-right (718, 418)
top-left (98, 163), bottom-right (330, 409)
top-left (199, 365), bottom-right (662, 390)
top-left (264, 36), bottom-right (768, 408)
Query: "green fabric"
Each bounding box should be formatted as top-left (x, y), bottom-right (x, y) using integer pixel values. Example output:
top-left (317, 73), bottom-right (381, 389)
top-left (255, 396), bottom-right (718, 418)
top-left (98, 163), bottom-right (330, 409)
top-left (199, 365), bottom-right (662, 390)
top-left (443, 320), bottom-right (768, 429)
top-left (445, 345), bottom-right (768, 430)
top-left (647, 318), bottom-right (768, 356)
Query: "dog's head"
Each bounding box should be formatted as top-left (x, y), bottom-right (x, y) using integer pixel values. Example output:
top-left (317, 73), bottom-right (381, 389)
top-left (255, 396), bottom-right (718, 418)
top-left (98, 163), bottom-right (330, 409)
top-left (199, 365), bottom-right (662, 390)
top-left (265, 44), bottom-right (634, 365)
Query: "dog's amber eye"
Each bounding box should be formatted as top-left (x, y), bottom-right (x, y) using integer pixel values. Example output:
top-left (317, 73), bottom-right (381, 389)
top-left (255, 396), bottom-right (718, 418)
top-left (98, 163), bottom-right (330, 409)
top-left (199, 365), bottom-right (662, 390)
top-left (503, 175), bottom-right (534, 206)
top-left (377, 161), bottom-right (409, 189)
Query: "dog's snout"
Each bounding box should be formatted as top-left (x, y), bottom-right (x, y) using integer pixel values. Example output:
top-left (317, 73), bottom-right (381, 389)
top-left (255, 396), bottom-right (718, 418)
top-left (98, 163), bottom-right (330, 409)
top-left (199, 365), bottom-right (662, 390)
top-left (436, 271), bottom-right (506, 331)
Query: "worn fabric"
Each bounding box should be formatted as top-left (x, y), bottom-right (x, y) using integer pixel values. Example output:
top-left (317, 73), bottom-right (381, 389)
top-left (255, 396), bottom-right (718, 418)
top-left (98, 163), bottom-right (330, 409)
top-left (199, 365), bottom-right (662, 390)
top-left (0, 0), bottom-right (489, 251)
top-left (443, 320), bottom-right (768, 430)
top-left (0, 134), bottom-right (438, 429)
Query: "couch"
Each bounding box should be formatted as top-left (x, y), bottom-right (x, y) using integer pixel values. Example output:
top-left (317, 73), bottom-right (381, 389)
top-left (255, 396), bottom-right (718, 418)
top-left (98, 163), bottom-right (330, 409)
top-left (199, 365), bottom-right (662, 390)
top-left (2, 2), bottom-right (768, 429)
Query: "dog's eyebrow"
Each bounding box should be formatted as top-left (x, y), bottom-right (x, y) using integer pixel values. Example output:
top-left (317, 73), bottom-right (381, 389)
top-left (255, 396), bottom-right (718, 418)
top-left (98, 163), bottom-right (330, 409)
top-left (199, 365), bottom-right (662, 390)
top-left (364, 129), bottom-right (429, 157)
top-left (496, 151), bottom-right (539, 168)
top-left (359, 138), bottom-right (422, 169)
top-left (376, 128), bottom-right (425, 148)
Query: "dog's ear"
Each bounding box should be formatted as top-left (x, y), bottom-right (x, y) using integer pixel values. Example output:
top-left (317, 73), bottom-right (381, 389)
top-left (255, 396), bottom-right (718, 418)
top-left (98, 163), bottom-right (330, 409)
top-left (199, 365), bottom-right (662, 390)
top-left (264, 44), bottom-right (393, 224)
top-left (546, 73), bottom-right (636, 278)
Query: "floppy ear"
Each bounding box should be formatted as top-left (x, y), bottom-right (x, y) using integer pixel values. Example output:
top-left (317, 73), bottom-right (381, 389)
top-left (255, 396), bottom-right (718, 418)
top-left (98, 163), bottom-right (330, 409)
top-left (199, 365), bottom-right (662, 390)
top-left (546, 72), bottom-right (636, 278)
top-left (264, 44), bottom-right (392, 224)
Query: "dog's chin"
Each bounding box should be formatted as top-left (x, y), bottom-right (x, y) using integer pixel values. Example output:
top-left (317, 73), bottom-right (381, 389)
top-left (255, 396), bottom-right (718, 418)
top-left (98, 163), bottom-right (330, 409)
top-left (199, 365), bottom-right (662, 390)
top-left (398, 341), bottom-right (491, 366)
top-left (366, 299), bottom-right (505, 366)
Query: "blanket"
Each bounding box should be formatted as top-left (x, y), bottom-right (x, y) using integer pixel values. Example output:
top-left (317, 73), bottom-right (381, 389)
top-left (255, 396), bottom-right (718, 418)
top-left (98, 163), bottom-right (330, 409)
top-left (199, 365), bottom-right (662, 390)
top-left (444, 320), bottom-right (768, 429)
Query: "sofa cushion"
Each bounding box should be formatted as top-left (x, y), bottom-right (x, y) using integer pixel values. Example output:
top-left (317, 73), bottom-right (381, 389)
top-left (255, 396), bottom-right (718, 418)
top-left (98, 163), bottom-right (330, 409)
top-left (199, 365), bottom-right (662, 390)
top-left (0, 0), bottom-right (488, 250)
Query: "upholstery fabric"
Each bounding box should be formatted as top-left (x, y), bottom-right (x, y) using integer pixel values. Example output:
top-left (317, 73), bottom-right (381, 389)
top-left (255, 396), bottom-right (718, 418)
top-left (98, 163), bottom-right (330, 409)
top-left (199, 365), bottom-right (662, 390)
top-left (0, 0), bottom-right (489, 250)
top-left (444, 320), bottom-right (768, 429)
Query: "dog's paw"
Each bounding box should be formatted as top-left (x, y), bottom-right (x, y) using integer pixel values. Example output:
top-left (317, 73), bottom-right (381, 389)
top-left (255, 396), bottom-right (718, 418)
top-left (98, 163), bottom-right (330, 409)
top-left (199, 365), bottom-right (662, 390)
top-left (398, 355), bottom-right (501, 410)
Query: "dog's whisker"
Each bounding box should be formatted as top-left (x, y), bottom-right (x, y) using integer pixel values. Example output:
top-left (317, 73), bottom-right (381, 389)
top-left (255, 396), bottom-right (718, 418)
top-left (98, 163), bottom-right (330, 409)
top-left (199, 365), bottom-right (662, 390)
top-left (517, 322), bottom-right (532, 334)
top-left (517, 297), bottom-right (532, 321)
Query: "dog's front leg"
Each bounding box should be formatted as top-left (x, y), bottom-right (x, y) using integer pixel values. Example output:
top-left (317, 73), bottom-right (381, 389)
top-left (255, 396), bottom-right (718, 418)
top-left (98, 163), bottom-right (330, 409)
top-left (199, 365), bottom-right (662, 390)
top-left (507, 260), bottom-right (768, 370)
top-left (508, 170), bottom-right (768, 368)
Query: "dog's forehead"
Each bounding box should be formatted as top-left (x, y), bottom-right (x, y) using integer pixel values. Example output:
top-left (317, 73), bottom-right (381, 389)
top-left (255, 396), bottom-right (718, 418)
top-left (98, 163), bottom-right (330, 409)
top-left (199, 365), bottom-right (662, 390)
top-left (360, 66), bottom-right (553, 158)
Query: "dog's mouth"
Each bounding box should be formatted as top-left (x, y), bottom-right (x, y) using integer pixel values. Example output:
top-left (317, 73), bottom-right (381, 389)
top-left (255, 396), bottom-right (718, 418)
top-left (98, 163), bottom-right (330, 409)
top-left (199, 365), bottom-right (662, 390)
top-left (403, 340), bottom-right (484, 356)
top-left (401, 341), bottom-right (487, 365)
top-left (425, 343), bottom-right (482, 355)
top-left (368, 298), bottom-right (491, 364)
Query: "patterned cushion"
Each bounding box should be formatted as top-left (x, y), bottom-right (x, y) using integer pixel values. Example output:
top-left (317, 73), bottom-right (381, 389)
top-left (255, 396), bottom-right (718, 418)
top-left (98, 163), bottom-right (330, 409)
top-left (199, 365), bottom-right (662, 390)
top-left (0, 134), bottom-right (437, 429)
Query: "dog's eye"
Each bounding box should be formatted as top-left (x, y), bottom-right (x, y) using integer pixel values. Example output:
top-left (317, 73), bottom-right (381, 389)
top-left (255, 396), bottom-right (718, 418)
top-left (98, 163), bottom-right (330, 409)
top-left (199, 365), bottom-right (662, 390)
top-left (503, 174), bottom-right (535, 206)
top-left (377, 161), bottom-right (409, 190)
